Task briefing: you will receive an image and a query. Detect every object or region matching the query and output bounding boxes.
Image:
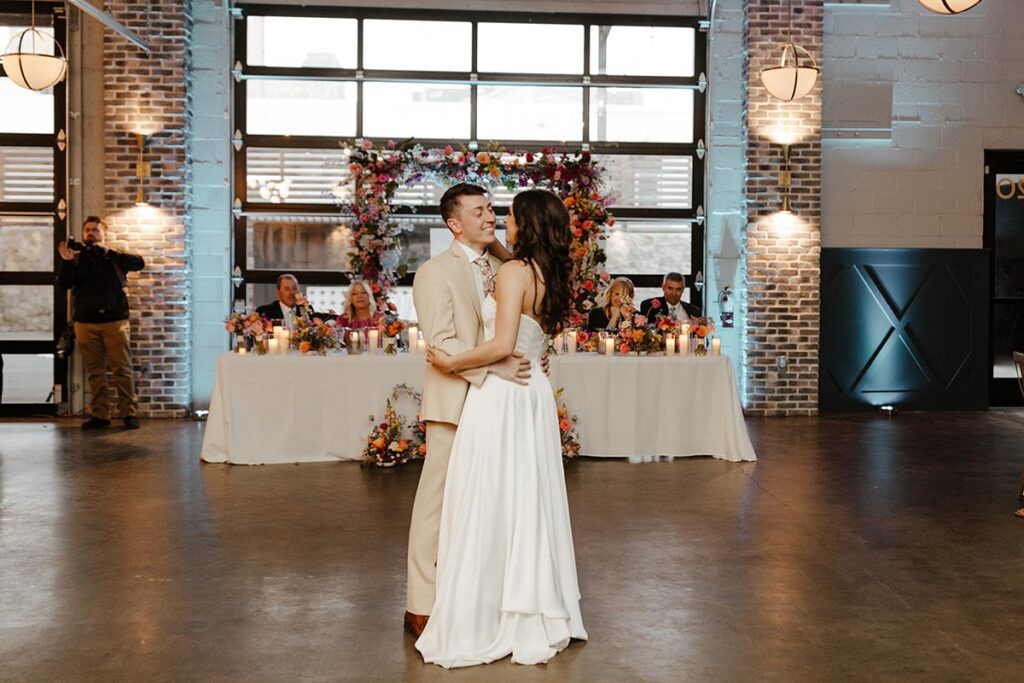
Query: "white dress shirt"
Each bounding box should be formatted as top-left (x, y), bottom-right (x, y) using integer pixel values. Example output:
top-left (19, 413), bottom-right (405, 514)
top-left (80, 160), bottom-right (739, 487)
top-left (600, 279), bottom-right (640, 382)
top-left (458, 241), bottom-right (487, 303)
top-left (280, 302), bottom-right (296, 330)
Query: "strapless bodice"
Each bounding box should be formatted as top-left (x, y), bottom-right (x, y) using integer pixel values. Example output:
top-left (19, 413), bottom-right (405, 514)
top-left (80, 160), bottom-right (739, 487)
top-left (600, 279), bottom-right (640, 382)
top-left (481, 296), bottom-right (549, 362)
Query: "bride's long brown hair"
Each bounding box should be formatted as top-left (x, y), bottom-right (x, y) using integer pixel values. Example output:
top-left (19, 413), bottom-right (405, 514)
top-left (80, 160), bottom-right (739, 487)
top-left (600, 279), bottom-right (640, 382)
top-left (510, 189), bottom-right (573, 334)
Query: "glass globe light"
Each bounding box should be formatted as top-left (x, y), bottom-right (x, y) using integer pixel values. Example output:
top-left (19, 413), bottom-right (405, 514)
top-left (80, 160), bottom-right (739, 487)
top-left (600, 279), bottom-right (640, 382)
top-left (917, 0), bottom-right (984, 14)
top-left (760, 44), bottom-right (819, 102)
top-left (2, 28), bottom-right (67, 91)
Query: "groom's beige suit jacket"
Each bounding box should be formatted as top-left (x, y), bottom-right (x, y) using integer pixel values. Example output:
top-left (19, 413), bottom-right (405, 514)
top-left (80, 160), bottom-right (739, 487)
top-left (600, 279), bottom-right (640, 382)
top-left (413, 240), bottom-right (502, 425)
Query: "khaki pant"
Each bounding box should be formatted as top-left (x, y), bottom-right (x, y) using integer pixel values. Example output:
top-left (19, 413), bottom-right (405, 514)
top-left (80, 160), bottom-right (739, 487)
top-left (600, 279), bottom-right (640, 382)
top-left (75, 320), bottom-right (137, 420)
top-left (406, 420), bottom-right (457, 615)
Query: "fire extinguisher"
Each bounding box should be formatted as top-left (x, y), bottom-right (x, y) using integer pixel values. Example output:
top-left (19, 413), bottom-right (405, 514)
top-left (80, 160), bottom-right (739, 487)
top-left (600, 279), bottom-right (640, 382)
top-left (719, 286), bottom-right (734, 328)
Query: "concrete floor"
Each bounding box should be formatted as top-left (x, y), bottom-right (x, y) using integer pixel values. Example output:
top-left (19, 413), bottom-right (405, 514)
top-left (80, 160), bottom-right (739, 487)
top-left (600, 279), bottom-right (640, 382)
top-left (1, 412), bottom-right (1022, 682)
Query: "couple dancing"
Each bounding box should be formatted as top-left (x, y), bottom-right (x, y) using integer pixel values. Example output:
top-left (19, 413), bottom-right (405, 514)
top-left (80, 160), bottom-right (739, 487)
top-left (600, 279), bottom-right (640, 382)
top-left (405, 183), bottom-right (587, 668)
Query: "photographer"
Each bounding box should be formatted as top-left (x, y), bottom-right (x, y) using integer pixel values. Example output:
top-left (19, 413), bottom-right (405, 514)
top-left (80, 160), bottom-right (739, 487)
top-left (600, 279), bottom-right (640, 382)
top-left (57, 217), bottom-right (145, 431)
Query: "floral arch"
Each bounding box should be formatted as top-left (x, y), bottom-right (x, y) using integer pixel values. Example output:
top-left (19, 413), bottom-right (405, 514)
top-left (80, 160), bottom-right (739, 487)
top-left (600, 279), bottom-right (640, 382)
top-left (340, 140), bottom-right (616, 328)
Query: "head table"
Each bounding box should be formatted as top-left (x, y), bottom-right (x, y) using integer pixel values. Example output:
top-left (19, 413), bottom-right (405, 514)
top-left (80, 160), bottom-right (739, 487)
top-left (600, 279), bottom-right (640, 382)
top-left (200, 352), bottom-right (756, 465)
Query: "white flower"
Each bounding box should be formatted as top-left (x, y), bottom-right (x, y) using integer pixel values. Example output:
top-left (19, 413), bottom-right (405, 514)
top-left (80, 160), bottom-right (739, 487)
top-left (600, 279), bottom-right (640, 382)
top-left (380, 249), bottom-right (400, 271)
top-left (388, 441), bottom-right (400, 451)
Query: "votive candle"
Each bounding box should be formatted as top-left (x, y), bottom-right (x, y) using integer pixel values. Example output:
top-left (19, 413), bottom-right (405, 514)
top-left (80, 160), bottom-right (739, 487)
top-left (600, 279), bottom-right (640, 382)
top-left (237, 347), bottom-right (247, 355)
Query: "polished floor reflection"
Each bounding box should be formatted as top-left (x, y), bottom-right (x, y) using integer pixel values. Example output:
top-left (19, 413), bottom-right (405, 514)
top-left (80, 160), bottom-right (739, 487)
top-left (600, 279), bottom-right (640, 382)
top-left (1, 411), bottom-right (1022, 681)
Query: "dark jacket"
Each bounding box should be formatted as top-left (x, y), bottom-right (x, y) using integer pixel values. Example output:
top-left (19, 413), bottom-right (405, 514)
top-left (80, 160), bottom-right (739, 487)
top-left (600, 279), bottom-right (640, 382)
top-left (586, 307), bottom-right (612, 331)
top-left (255, 300), bottom-right (328, 323)
top-left (57, 246), bottom-right (145, 323)
top-left (639, 297), bottom-right (700, 322)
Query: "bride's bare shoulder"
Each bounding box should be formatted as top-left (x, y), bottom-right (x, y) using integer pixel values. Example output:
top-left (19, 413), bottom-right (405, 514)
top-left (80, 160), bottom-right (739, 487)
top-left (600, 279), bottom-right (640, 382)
top-left (497, 259), bottom-right (533, 282)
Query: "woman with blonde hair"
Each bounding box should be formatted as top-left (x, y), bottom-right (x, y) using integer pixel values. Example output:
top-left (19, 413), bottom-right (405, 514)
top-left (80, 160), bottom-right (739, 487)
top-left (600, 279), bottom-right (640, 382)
top-left (586, 276), bottom-right (635, 331)
top-left (337, 280), bottom-right (380, 328)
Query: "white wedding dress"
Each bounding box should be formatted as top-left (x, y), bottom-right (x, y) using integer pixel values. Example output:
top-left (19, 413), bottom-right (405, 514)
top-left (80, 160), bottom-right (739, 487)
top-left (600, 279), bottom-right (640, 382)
top-left (416, 296), bottom-right (587, 668)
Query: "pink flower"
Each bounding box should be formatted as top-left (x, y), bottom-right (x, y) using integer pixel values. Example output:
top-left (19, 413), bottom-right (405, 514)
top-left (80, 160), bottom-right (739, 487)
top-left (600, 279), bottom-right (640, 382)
top-left (651, 298), bottom-right (661, 309)
top-left (444, 145), bottom-right (453, 155)
top-left (634, 314), bottom-right (647, 327)
top-left (600, 271), bottom-right (611, 282)
top-left (360, 138), bottom-right (373, 150)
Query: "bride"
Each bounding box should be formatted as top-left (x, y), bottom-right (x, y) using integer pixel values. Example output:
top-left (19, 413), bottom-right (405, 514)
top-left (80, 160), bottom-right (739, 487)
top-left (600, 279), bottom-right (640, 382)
top-left (416, 189), bottom-right (587, 668)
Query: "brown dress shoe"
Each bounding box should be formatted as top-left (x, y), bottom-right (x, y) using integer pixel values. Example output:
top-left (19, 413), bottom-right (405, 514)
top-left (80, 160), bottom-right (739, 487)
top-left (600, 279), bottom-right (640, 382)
top-left (403, 611), bottom-right (429, 637)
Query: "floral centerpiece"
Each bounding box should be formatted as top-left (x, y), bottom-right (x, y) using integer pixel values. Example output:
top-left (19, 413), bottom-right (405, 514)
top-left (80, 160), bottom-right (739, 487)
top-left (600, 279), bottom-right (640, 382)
top-left (615, 317), bottom-right (666, 355)
top-left (291, 296), bottom-right (340, 355)
top-left (224, 311), bottom-right (271, 352)
top-left (363, 384), bottom-right (426, 467)
top-left (554, 388), bottom-right (582, 460)
top-left (689, 316), bottom-right (716, 356)
top-left (380, 314), bottom-right (407, 354)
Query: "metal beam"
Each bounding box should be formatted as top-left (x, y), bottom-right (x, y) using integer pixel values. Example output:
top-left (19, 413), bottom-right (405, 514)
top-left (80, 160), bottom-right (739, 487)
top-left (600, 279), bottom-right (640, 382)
top-left (66, 0), bottom-right (151, 53)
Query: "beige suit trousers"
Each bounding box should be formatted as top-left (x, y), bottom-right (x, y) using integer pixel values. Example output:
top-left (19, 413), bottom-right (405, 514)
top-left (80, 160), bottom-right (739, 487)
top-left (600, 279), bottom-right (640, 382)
top-left (406, 420), bottom-right (457, 615)
top-left (74, 320), bottom-right (138, 420)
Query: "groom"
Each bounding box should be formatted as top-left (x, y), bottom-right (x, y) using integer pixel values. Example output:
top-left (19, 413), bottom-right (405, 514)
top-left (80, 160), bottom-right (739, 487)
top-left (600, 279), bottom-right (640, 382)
top-left (405, 183), bottom-right (529, 636)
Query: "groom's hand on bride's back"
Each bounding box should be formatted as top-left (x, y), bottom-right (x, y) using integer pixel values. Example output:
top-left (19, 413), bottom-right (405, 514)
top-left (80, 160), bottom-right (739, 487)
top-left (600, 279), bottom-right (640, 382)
top-left (489, 353), bottom-right (531, 385)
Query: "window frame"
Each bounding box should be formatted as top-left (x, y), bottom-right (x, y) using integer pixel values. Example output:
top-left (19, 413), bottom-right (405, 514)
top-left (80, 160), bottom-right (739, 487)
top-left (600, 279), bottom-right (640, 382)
top-left (0, 1), bottom-right (67, 416)
top-left (233, 4), bottom-right (706, 302)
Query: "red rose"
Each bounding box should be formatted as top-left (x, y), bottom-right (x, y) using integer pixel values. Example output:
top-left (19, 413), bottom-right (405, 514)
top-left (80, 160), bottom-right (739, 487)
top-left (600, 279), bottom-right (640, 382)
top-left (582, 280), bottom-right (595, 291)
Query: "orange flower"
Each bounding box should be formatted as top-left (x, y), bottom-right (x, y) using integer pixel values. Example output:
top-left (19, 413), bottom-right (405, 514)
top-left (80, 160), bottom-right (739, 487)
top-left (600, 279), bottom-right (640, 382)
top-left (299, 341), bottom-right (312, 353)
top-left (397, 439), bottom-right (408, 452)
top-left (632, 330), bottom-right (644, 342)
top-left (563, 197), bottom-right (576, 207)
top-left (559, 418), bottom-right (572, 432)
top-left (418, 443), bottom-right (427, 456)
top-left (371, 436), bottom-right (386, 450)
top-left (476, 152), bottom-right (491, 164)
top-left (490, 166), bottom-right (501, 178)
top-left (619, 342), bottom-right (631, 354)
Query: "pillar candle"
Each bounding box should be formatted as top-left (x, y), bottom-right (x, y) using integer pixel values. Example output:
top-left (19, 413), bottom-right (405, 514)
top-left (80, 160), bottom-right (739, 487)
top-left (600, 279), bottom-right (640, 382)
top-left (267, 339), bottom-right (278, 355)
top-left (666, 336), bottom-right (675, 355)
top-left (349, 331), bottom-right (360, 354)
top-left (603, 338), bottom-right (614, 356)
top-left (237, 347), bottom-right (247, 355)
top-left (368, 329), bottom-right (379, 354)
top-left (712, 338), bottom-right (721, 356)
top-left (417, 338), bottom-right (426, 354)
top-left (553, 333), bottom-right (563, 354)
top-left (272, 325), bottom-right (283, 340)
top-left (567, 331), bottom-right (577, 355)
top-left (279, 329), bottom-right (290, 353)
top-left (407, 326), bottom-right (418, 352)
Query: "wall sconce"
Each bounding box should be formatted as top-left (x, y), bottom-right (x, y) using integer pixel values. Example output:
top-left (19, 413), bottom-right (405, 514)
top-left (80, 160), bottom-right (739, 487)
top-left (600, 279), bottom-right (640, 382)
top-left (134, 133), bottom-right (151, 206)
top-left (778, 143), bottom-right (792, 215)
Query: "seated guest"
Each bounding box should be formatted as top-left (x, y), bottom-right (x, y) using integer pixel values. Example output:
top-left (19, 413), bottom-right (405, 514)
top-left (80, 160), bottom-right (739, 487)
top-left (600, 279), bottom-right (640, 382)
top-left (640, 272), bottom-right (700, 323)
top-left (336, 281), bottom-right (381, 329)
top-left (587, 277), bottom-right (635, 331)
top-left (256, 274), bottom-right (318, 329)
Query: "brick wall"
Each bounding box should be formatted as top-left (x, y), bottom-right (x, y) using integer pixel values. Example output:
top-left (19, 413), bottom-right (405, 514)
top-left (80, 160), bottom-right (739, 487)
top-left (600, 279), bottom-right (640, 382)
top-left (103, 1), bottom-right (192, 417)
top-left (744, 0), bottom-right (823, 416)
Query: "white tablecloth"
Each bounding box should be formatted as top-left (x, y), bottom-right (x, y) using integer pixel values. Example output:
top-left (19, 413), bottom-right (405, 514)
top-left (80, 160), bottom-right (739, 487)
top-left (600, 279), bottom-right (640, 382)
top-left (201, 352), bottom-right (755, 465)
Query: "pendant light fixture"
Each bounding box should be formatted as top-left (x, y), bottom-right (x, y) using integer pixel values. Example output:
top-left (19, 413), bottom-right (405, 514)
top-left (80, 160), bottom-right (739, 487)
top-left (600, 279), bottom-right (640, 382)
top-left (917, 0), bottom-right (984, 14)
top-left (759, 0), bottom-right (819, 102)
top-left (0, 0), bottom-right (67, 92)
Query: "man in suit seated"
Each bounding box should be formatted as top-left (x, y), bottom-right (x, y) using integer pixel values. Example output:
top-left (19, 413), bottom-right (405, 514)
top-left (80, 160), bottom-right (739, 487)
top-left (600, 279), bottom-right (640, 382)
top-left (639, 272), bottom-right (700, 323)
top-left (256, 274), bottom-right (321, 329)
